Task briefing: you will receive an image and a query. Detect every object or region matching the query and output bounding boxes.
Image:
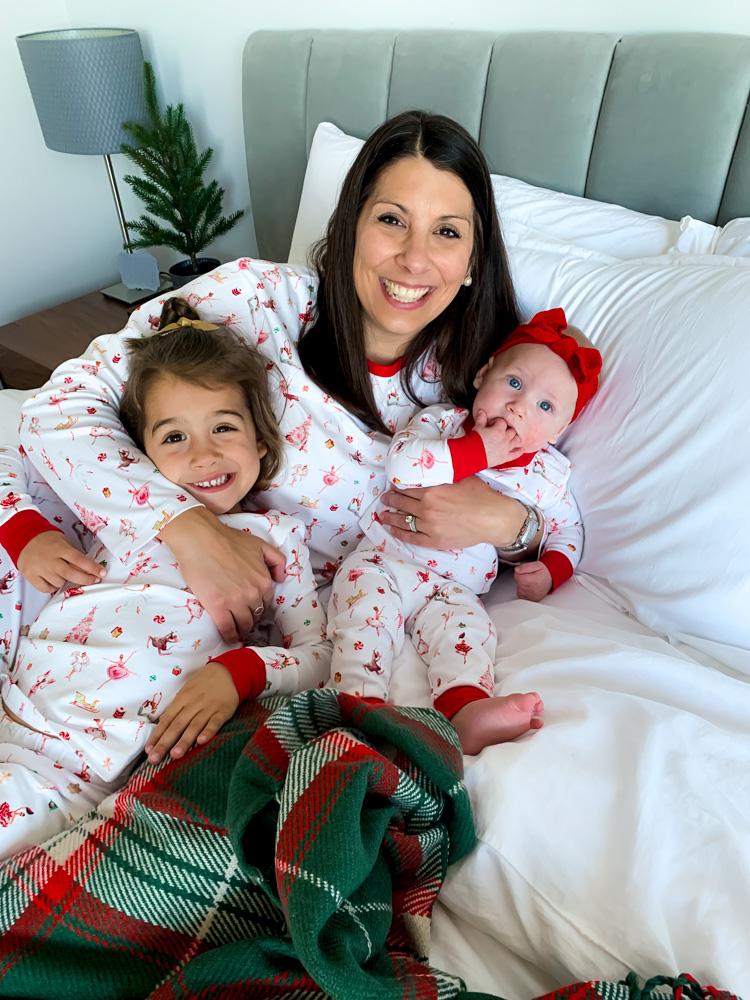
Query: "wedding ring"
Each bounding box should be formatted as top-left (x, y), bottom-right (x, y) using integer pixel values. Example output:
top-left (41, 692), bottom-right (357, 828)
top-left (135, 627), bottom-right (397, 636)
top-left (253, 605), bottom-right (264, 617)
top-left (405, 513), bottom-right (418, 533)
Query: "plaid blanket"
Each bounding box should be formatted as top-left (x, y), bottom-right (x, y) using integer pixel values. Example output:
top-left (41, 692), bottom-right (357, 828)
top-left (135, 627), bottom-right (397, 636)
top-left (0, 690), bottom-right (741, 1000)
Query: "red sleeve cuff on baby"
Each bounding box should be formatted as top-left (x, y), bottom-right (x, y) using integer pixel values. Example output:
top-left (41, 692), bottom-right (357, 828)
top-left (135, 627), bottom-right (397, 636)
top-left (208, 647), bottom-right (267, 702)
top-left (0, 510), bottom-right (63, 567)
top-left (447, 430), bottom-right (488, 481)
top-left (433, 685), bottom-right (489, 721)
top-left (539, 550), bottom-right (575, 592)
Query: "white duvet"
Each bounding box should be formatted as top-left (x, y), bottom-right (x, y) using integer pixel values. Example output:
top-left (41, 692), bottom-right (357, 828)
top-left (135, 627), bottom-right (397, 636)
top-left (413, 576), bottom-right (750, 998)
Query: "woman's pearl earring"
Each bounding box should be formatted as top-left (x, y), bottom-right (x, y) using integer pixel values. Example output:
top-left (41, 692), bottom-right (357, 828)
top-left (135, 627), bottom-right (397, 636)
top-left (463, 275), bottom-right (472, 287)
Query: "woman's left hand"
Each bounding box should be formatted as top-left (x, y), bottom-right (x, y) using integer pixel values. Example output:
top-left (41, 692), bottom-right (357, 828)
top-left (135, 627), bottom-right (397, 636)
top-left (381, 477), bottom-right (528, 550)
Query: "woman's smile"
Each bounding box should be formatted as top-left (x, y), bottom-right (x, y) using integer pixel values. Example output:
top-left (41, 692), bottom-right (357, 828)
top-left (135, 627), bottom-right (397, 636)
top-left (380, 277), bottom-right (435, 308)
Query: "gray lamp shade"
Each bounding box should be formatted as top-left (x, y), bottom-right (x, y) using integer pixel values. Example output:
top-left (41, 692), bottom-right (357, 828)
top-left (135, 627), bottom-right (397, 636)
top-left (17, 28), bottom-right (147, 155)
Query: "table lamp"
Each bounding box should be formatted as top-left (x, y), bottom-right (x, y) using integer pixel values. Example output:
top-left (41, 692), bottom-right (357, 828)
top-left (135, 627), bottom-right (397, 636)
top-left (16, 27), bottom-right (169, 304)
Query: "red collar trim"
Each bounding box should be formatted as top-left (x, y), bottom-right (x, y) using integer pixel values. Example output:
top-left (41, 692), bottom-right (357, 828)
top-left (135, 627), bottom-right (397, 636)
top-left (368, 357), bottom-right (404, 377)
top-left (462, 414), bottom-right (537, 469)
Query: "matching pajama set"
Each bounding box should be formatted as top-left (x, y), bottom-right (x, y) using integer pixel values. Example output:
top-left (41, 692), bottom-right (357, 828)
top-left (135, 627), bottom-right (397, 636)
top-left (328, 403), bottom-right (583, 717)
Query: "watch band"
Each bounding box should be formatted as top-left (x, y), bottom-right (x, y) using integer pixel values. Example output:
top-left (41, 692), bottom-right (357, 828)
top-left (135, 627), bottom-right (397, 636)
top-left (497, 503), bottom-right (542, 556)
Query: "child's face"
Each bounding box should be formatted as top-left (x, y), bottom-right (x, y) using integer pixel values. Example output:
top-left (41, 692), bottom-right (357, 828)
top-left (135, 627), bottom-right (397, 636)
top-left (142, 375), bottom-right (267, 516)
top-left (472, 343), bottom-right (578, 454)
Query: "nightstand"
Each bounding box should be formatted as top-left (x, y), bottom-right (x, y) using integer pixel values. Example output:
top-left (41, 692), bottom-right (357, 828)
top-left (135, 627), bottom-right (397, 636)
top-left (0, 291), bottom-right (141, 391)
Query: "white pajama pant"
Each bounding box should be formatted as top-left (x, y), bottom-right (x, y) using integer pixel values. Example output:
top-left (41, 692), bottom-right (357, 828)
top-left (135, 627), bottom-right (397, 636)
top-left (0, 713), bottom-right (121, 861)
top-left (327, 547), bottom-right (497, 704)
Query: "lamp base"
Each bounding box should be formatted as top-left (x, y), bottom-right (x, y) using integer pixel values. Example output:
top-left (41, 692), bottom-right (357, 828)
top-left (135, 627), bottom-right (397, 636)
top-left (101, 279), bottom-right (172, 306)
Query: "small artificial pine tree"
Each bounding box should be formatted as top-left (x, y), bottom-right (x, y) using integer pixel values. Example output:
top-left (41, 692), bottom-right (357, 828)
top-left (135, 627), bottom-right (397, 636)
top-left (120, 62), bottom-right (243, 272)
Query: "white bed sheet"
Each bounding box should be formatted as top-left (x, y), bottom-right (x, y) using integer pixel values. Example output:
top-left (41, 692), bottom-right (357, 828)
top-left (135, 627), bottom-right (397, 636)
top-left (407, 574), bottom-right (750, 999)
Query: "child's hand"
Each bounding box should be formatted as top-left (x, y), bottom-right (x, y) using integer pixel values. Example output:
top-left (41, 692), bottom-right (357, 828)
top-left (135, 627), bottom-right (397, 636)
top-left (17, 531), bottom-right (106, 593)
top-left (473, 410), bottom-right (524, 467)
top-left (514, 561), bottom-right (553, 602)
top-left (145, 660), bottom-right (240, 764)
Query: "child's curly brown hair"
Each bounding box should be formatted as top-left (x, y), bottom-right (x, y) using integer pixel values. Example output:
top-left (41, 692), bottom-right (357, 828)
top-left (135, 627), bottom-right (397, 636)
top-left (120, 297), bottom-right (283, 493)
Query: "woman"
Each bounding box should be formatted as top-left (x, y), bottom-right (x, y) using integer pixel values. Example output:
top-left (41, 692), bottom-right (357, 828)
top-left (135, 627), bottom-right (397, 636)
top-left (16, 110), bottom-right (542, 654)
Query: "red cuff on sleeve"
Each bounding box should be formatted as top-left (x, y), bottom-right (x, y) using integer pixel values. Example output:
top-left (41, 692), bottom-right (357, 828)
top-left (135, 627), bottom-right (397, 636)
top-left (540, 550), bottom-right (575, 592)
top-left (433, 685), bottom-right (489, 720)
top-left (447, 429), bottom-right (488, 481)
top-left (0, 510), bottom-right (63, 567)
top-left (208, 647), bottom-right (267, 702)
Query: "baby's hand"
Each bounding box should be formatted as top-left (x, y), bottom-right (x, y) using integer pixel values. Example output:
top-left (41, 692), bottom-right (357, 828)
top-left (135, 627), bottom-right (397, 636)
top-left (473, 410), bottom-right (524, 467)
top-left (145, 659), bottom-right (240, 764)
top-left (17, 531), bottom-right (106, 593)
top-left (514, 561), bottom-right (553, 602)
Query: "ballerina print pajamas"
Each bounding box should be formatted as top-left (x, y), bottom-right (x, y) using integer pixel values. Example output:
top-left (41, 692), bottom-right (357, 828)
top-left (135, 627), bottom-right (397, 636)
top-left (327, 403), bottom-right (583, 717)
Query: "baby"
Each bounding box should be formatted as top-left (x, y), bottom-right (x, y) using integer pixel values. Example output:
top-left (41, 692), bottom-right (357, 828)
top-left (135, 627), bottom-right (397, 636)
top-left (0, 299), bottom-right (329, 859)
top-left (327, 308), bottom-right (601, 755)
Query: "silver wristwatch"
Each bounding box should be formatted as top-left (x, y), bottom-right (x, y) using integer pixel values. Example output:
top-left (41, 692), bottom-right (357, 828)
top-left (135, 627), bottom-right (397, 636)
top-left (497, 503), bottom-right (542, 556)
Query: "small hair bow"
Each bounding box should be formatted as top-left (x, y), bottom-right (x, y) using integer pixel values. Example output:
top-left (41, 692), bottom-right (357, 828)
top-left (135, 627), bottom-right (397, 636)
top-left (158, 316), bottom-right (222, 335)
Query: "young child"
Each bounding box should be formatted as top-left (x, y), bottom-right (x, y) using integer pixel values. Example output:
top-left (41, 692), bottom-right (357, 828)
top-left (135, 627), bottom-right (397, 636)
top-left (327, 309), bottom-right (601, 755)
top-left (0, 299), bottom-right (329, 860)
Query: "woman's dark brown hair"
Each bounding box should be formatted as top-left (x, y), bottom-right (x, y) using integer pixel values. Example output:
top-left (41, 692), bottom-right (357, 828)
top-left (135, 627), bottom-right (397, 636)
top-left (120, 298), bottom-right (283, 493)
top-left (297, 109), bottom-right (520, 435)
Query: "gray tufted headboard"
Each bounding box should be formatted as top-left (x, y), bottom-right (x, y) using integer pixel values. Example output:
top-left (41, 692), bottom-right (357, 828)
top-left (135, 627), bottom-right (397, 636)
top-left (242, 30), bottom-right (750, 263)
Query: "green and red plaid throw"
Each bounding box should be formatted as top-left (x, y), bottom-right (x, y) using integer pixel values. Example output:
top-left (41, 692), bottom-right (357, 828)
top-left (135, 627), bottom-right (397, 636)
top-left (0, 690), bottom-right (741, 1000)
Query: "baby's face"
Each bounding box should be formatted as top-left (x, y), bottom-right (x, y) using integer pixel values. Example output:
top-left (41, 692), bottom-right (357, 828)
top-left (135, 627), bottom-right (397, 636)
top-left (473, 343), bottom-right (578, 454)
top-left (142, 375), bottom-right (267, 516)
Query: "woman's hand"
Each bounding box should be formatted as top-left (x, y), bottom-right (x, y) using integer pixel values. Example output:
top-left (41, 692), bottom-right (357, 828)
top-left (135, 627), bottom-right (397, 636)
top-left (17, 532), bottom-right (106, 592)
top-left (381, 477), bottom-right (531, 551)
top-left (145, 660), bottom-right (239, 764)
top-left (159, 507), bottom-right (286, 643)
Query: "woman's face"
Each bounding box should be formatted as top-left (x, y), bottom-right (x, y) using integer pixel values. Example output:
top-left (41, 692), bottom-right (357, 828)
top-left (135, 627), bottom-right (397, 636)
top-left (353, 156), bottom-right (475, 362)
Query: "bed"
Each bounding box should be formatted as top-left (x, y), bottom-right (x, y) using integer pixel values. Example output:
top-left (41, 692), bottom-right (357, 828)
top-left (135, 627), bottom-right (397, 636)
top-left (2, 28), bottom-right (750, 1000)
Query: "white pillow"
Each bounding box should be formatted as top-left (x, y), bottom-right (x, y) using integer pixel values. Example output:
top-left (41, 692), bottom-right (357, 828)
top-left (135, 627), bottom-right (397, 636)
top-left (493, 173), bottom-right (717, 258)
top-left (671, 217), bottom-right (750, 259)
top-left (508, 246), bottom-right (750, 657)
top-left (712, 217), bottom-right (750, 258)
top-left (288, 122), bottom-right (364, 265)
top-left (502, 220), bottom-right (618, 264)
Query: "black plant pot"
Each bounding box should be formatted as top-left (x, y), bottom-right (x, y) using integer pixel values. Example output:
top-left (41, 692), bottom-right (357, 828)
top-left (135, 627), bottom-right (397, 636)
top-left (167, 257), bottom-right (221, 289)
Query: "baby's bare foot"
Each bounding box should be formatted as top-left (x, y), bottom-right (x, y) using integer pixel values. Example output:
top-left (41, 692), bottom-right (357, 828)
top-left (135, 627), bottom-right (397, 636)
top-left (451, 692), bottom-right (544, 756)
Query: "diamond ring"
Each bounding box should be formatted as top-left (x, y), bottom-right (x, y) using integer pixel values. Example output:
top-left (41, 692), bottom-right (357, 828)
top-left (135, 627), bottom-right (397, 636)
top-left (405, 513), bottom-right (418, 533)
top-left (253, 605), bottom-right (264, 617)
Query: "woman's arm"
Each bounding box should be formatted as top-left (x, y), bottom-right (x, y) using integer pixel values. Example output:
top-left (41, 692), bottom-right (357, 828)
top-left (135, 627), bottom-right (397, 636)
top-left (19, 262), bottom-right (306, 640)
top-left (380, 477), bottom-right (544, 561)
top-left (20, 327), bottom-right (203, 558)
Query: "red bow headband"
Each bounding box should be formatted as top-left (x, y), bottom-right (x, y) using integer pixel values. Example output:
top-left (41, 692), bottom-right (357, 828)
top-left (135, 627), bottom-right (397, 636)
top-left (492, 308), bottom-right (602, 421)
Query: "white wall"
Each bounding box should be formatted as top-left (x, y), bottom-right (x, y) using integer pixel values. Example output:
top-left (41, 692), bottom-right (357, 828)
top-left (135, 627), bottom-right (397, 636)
top-left (4, 0), bottom-right (750, 325)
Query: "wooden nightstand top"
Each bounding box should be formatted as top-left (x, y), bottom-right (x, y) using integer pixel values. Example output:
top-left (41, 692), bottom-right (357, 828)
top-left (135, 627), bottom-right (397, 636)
top-left (0, 292), bottom-right (137, 390)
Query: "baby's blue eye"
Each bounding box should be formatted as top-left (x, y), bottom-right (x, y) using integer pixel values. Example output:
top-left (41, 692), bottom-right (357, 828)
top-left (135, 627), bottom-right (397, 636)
top-left (508, 376), bottom-right (521, 390)
top-left (538, 401), bottom-right (552, 412)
